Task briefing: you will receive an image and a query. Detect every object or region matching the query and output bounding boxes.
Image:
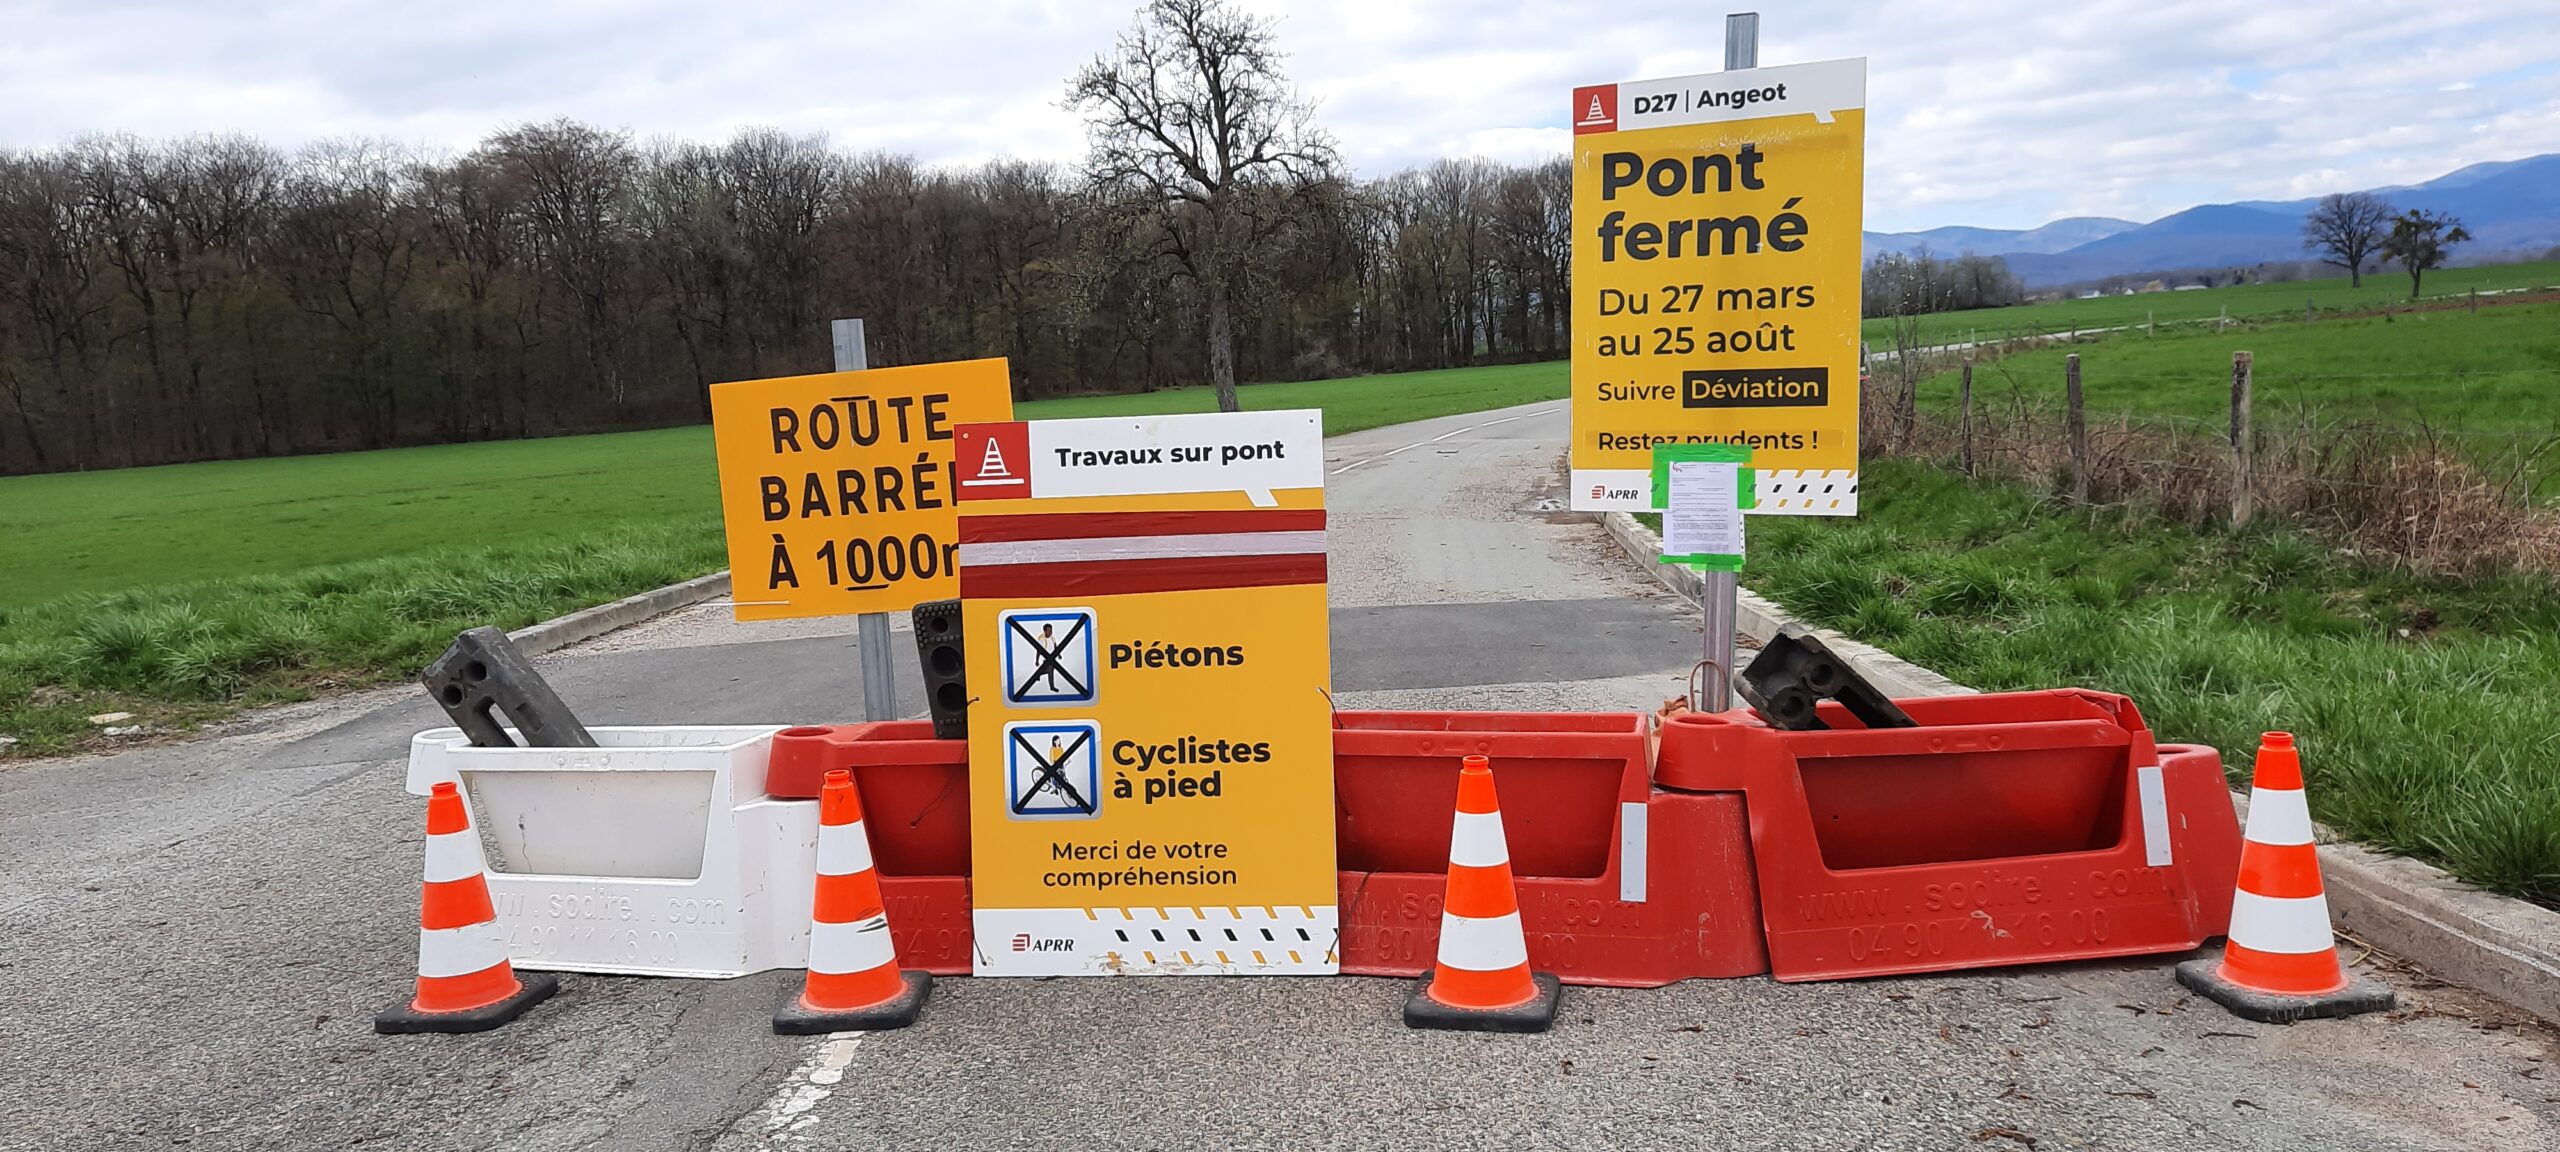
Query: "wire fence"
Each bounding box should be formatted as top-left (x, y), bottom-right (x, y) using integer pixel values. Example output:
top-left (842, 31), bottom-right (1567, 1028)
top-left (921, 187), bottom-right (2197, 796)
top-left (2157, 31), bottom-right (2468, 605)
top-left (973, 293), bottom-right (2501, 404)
top-left (1863, 348), bottom-right (2560, 574)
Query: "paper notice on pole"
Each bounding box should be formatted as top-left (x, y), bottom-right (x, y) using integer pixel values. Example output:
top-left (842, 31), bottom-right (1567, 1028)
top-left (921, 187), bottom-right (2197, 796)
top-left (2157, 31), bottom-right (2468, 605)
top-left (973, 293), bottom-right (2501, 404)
top-left (1664, 460), bottom-right (1744, 561)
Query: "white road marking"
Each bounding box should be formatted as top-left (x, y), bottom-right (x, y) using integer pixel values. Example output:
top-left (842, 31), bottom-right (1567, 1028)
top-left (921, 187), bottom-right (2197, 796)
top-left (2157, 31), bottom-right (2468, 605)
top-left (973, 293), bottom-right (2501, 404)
top-left (748, 1032), bottom-right (868, 1147)
top-left (1324, 404), bottom-right (1562, 476)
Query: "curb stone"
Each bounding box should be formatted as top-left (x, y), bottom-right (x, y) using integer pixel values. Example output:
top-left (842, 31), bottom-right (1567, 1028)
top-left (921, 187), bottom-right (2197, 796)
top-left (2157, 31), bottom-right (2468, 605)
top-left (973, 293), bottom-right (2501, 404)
top-left (1600, 507), bottom-right (2560, 1024)
top-left (508, 570), bottom-right (732, 657)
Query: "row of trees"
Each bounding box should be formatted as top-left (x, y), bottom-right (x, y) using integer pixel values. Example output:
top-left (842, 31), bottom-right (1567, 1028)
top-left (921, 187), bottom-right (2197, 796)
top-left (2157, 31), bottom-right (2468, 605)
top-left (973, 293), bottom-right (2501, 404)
top-left (2300, 191), bottom-right (2470, 297)
top-left (0, 126), bottom-right (1572, 473)
top-left (1859, 248), bottom-right (2028, 318)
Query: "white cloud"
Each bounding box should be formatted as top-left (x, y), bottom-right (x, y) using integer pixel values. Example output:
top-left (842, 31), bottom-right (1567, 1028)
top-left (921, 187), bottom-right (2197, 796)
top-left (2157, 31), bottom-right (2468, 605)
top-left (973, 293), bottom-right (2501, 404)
top-left (1, 0), bottom-right (2553, 232)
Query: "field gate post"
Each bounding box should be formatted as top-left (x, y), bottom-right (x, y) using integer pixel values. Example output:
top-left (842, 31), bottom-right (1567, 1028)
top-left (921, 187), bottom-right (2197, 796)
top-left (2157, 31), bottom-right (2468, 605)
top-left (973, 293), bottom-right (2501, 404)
top-left (833, 317), bottom-right (899, 723)
top-left (2230, 350), bottom-right (2255, 528)
top-left (1959, 360), bottom-right (1975, 477)
top-left (2066, 353), bottom-right (2088, 504)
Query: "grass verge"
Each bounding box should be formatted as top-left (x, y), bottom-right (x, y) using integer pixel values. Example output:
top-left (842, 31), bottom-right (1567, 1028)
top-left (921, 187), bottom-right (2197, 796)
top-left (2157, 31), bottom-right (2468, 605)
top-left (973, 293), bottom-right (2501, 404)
top-left (0, 518), bottom-right (731, 757)
top-left (1736, 457), bottom-right (2560, 905)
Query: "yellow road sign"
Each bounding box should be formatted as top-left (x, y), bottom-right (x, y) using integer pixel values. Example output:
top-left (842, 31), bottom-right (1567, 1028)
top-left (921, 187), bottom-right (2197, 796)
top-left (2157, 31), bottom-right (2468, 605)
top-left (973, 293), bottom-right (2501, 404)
top-left (1569, 58), bottom-right (1867, 515)
top-left (953, 411), bottom-right (1337, 977)
top-left (709, 358), bottom-right (1013, 620)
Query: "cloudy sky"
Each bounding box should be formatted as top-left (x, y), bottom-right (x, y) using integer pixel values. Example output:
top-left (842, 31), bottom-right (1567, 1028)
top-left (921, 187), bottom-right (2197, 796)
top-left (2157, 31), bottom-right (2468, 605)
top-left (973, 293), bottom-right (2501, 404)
top-left (6, 0), bottom-right (2556, 233)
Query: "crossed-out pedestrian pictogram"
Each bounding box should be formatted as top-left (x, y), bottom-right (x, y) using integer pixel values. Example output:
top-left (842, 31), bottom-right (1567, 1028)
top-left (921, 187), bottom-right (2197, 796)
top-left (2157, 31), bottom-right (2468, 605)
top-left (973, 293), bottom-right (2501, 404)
top-left (1000, 608), bottom-right (1096, 706)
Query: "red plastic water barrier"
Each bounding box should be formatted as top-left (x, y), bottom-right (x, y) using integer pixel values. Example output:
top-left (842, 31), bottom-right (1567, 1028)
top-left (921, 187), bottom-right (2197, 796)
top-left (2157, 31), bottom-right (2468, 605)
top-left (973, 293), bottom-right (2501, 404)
top-left (767, 724), bottom-right (979, 973)
top-left (765, 712), bottom-right (1771, 986)
top-left (1333, 711), bottom-right (1766, 987)
top-left (1654, 690), bottom-right (2242, 982)
top-left (768, 723), bottom-right (968, 876)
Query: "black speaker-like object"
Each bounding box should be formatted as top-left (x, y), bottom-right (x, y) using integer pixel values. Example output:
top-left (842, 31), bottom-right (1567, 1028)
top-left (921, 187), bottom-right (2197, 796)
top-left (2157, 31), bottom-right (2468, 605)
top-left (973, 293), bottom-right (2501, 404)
top-left (911, 599), bottom-right (968, 739)
top-left (1737, 624), bottom-right (1915, 732)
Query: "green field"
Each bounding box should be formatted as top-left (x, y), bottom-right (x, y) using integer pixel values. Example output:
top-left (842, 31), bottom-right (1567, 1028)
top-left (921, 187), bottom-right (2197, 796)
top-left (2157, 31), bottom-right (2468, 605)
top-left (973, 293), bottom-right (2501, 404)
top-left (1013, 361), bottom-right (1566, 431)
top-left (0, 427), bottom-right (724, 609)
top-left (0, 362), bottom-right (1565, 755)
top-left (1741, 458), bottom-right (2560, 906)
top-left (1859, 258), bottom-right (2560, 347)
top-left (1918, 298), bottom-right (2560, 433)
top-left (0, 362), bottom-right (1566, 611)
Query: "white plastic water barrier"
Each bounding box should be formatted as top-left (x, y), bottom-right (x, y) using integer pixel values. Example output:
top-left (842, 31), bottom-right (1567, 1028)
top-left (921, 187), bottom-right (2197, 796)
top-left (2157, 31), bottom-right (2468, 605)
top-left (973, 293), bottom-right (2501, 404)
top-left (406, 725), bottom-right (821, 978)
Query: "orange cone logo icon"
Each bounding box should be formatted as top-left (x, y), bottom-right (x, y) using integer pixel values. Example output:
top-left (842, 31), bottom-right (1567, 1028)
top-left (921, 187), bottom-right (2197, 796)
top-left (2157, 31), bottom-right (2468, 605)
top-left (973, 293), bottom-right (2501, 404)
top-left (776, 768), bottom-right (932, 1032)
top-left (377, 782), bottom-right (557, 1034)
top-left (2176, 733), bottom-right (2392, 1023)
top-left (1405, 755), bottom-right (1560, 1032)
top-left (963, 436), bottom-right (1015, 485)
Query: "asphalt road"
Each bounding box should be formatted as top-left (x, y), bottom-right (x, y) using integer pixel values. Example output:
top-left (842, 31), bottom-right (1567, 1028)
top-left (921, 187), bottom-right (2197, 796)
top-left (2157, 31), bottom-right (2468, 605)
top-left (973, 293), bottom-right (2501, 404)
top-left (3, 401), bottom-right (2554, 1151)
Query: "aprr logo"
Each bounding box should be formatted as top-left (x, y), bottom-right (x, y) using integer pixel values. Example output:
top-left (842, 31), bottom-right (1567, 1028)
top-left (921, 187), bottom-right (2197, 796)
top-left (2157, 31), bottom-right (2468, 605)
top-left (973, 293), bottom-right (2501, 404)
top-left (1011, 932), bottom-right (1031, 952)
top-left (1011, 933), bottom-right (1075, 953)
top-left (1572, 84), bottom-right (1618, 134)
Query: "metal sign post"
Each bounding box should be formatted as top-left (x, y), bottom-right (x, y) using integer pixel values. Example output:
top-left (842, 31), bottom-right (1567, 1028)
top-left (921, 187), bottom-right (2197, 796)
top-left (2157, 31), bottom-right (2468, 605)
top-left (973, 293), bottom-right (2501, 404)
top-left (1694, 11), bottom-right (1760, 713)
top-left (1724, 11), bottom-right (1759, 70)
top-left (833, 317), bottom-right (899, 722)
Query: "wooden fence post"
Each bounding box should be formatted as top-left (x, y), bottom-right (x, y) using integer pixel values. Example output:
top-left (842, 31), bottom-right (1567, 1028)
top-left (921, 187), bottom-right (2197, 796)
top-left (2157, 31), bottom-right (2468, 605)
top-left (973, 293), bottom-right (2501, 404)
top-left (2231, 350), bottom-right (2255, 528)
top-left (2066, 353), bottom-right (2088, 504)
top-left (1960, 360), bottom-right (1975, 476)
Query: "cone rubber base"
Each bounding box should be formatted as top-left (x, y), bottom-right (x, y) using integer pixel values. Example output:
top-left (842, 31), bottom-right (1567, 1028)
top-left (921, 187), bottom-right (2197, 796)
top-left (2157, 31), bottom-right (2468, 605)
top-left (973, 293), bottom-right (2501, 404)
top-left (2176, 957), bottom-right (2395, 1025)
top-left (376, 971), bottom-right (560, 1035)
top-left (774, 971), bottom-right (933, 1034)
top-left (1403, 972), bottom-right (1562, 1033)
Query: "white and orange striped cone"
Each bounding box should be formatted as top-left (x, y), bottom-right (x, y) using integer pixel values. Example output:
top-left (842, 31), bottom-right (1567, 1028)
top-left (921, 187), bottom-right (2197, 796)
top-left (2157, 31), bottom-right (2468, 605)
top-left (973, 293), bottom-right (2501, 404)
top-left (377, 782), bottom-right (558, 1034)
top-left (2176, 732), bottom-right (2393, 1024)
top-left (775, 769), bottom-right (931, 1034)
top-left (1405, 754), bottom-right (1561, 1033)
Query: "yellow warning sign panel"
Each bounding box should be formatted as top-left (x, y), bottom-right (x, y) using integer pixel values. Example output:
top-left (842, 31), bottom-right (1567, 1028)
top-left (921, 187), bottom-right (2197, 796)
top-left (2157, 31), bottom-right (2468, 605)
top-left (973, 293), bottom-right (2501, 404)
top-left (1568, 58), bottom-right (1867, 515)
top-left (952, 411), bottom-right (1337, 977)
top-left (708, 358), bottom-right (1013, 620)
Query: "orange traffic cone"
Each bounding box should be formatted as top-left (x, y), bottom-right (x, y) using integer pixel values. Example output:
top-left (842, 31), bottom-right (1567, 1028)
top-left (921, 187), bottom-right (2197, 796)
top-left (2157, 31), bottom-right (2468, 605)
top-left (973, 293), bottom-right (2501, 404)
top-left (775, 769), bottom-right (931, 1033)
top-left (2176, 732), bottom-right (2393, 1023)
top-left (377, 782), bottom-right (558, 1034)
top-left (1405, 755), bottom-right (1561, 1032)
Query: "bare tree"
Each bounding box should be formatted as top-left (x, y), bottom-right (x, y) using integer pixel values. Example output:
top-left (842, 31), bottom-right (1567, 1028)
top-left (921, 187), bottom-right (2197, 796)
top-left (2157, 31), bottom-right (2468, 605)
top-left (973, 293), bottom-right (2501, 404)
top-left (486, 119), bottom-right (638, 415)
top-left (1068, 0), bottom-right (1336, 411)
top-left (2300, 191), bottom-right (2392, 288)
top-left (2378, 209), bottom-right (2471, 301)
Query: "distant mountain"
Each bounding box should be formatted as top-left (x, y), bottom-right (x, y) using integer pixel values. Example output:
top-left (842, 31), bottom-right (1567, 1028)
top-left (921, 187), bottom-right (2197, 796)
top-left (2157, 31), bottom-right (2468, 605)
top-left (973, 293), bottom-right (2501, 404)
top-left (1876, 153), bottom-right (2560, 289)
top-left (1863, 216), bottom-right (2136, 258)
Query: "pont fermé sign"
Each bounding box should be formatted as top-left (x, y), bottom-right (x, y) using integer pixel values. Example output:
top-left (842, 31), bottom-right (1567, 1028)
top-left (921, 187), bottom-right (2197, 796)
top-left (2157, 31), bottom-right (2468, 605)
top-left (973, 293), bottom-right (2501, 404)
top-left (1568, 58), bottom-right (1867, 516)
